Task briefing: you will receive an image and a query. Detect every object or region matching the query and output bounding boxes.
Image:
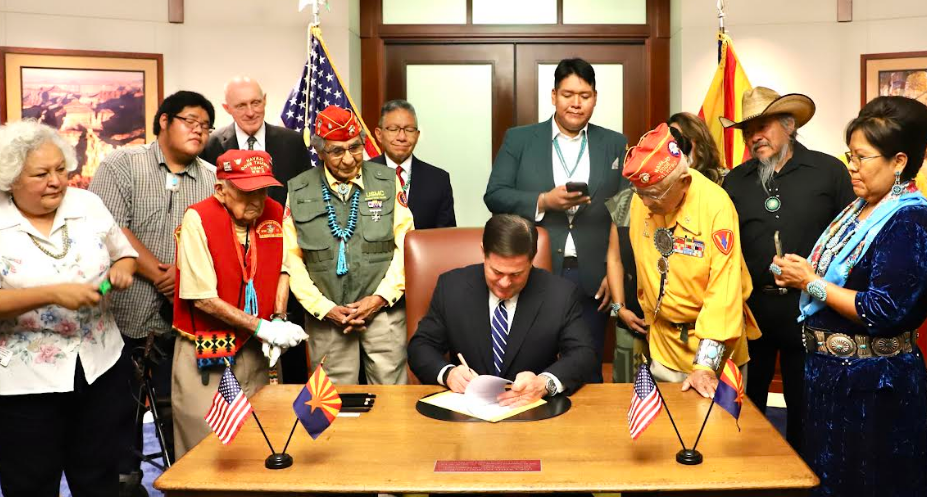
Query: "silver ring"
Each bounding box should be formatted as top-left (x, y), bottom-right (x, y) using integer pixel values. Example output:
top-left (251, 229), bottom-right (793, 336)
top-left (769, 263), bottom-right (782, 276)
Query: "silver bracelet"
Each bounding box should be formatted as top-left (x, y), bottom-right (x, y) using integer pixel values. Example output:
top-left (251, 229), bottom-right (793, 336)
top-left (693, 338), bottom-right (725, 371)
top-left (806, 279), bottom-right (827, 301)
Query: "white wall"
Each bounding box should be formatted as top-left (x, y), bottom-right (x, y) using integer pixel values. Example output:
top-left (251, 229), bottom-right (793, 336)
top-left (670, 0), bottom-right (927, 159)
top-left (0, 0), bottom-right (361, 129)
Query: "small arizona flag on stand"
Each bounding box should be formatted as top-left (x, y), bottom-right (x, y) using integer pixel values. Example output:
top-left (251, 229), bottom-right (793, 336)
top-left (293, 363), bottom-right (342, 439)
top-left (714, 359), bottom-right (745, 430)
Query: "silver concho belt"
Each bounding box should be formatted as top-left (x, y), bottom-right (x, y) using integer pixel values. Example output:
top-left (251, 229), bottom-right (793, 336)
top-left (802, 326), bottom-right (916, 359)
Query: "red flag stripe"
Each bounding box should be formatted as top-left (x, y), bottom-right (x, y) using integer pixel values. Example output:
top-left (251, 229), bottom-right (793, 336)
top-left (628, 391), bottom-right (662, 440)
top-left (215, 394), bottom-right (252, 443)
top-left (722, 39), bottom-right (737, 170)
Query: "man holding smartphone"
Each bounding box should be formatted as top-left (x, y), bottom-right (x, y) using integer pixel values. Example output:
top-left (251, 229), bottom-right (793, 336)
top-left (485, 58), bottom-right (628, 382)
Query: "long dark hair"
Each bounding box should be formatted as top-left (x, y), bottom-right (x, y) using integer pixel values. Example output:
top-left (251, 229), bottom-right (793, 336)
top-left (845, 96), bottom-right (927, 182)
top-left (667, 112), bottom-right (725, 184)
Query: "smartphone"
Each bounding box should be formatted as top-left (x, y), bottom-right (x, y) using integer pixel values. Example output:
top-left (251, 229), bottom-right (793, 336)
top-left (774, 231), bottom-right (783, 258)
top-left (565, 181), bottom-right (589, 197)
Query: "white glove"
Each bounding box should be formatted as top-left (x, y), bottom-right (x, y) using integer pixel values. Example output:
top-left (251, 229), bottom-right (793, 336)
top-left (262, 342), bottom-right (282, 368)
top-left (255, 319), bottom-right (308, 349)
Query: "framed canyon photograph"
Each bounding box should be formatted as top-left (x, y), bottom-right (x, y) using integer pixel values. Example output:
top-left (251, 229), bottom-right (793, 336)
top-left (861, 51), bottom-right (927, 108)
top-left (0, 47), bottom-right (162, 188)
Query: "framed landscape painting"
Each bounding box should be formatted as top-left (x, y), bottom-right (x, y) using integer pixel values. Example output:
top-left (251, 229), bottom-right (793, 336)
top-left (0, 47), bottom-right (162, 188)
top-left (861, 51), bottom-right (927, 108)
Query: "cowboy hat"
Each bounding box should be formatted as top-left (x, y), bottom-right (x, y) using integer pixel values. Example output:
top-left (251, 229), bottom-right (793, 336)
top-left (720, 86), bottom-right (816, 129)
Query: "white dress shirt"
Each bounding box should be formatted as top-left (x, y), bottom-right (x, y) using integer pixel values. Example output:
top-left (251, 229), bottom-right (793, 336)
top-left (0, 188), bottom-right (138, 395)
top-left (384, 154), bottom-right (413, 194)
top-left (438, 290), bottom-right (563, 394)
top-left (535, 117), bottom-right (590, 258)
top-left (235, 122), bottom-right (267, 151)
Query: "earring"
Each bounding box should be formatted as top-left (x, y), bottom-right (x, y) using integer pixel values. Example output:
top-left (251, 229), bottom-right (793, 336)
top-left (891, 170), bottom-right (904, 196)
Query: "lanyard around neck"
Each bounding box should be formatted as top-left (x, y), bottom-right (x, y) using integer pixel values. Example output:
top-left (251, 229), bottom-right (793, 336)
top-left (553, 131), bottom-right (587, 179)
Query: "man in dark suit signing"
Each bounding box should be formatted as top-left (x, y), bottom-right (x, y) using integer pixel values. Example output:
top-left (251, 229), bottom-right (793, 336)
top-left (408, 215), bottom-right (596, 405)
top-left (202, 76), bottom-right (311, 384)
top-left (202, 76), bottom-right (310, 207)
top-left (484, 58), bottom-right (628, 382)
top-left (369, 99), bottom-right (456, 229)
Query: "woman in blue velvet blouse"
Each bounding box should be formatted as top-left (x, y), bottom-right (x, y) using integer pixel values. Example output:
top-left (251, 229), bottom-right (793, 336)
top-left (770, 96), bottom-right (927, 497)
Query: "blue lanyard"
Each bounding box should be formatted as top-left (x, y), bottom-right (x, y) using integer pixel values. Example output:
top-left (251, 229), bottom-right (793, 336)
top-left (553, 132), bottom-right (587, 179)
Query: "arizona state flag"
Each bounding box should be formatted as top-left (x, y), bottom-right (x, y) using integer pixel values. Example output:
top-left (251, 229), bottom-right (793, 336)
top-left (293, 364), bottom-right (342, 440)
top-left (714, 359), bottom-right (745, 430)
top-left (698, 32), bottom-right (753, 170)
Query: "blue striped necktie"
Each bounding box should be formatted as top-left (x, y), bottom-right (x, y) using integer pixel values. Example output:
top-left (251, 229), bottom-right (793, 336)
top-left (491, 300), bottom-right (509, 375)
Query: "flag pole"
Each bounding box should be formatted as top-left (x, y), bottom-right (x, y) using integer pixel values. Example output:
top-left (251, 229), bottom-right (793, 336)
top-left (644, 359), bottom-right (687, 451)
top-left (717, 0), bottom-right (726, 34)
top-left (690, 398), bottom-right (716, 452)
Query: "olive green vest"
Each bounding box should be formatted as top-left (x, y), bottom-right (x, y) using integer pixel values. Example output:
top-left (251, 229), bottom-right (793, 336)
top-left (288, 161), bottom-right (396, 307)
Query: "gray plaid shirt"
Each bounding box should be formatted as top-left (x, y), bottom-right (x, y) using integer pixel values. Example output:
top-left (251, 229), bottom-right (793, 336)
top-left (89, 142), bottom-right (216, 338)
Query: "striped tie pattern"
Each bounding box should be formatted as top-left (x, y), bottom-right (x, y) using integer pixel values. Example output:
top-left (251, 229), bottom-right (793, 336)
top-left (491, 300), bottom-right (509, 375)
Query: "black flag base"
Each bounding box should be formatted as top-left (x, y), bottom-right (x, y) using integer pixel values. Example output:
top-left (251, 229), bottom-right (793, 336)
top-left (265, 453), bottom-right (294, 470)
top-left (676, 448), bottom-right (703, 465)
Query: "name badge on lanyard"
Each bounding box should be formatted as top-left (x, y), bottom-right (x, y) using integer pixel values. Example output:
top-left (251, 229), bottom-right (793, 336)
top-left (165, 173), bottom-right (180, 192)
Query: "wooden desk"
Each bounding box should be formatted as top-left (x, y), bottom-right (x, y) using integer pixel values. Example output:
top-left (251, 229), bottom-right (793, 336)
top-left (155, 384), bottom-right (817, 496)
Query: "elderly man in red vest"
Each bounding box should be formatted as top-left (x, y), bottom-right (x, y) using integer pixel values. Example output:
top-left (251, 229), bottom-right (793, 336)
top-left (171, 149), bottom-right (307, 458)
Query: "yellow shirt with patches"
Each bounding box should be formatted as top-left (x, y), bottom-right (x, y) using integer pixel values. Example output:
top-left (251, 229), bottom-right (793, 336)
top-left (628, 169), bottom-right (760, 373)
top-left (282, 166), bottom-right (414, 320)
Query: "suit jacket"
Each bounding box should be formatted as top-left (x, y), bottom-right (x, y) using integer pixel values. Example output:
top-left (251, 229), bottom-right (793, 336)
top-left (202, 123), bottom-right (311, 207)
top-left (408, 264), bottom-right (596, 394)
top-left (369, 154), bottom-right (456, 229)
top-left (484, 119), bottom-right (628, 295)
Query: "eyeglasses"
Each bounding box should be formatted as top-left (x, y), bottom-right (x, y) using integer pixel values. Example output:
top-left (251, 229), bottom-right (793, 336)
top-left (844, 151), bottom-right (884, 167)
top-left (232, 99), bottom-right (266, 113)
top-left (630, 174), bottom-right (682, 201)
top-left (172, 115), bottom-right (214, 134)
top-left (324, 142), bottom-right (365, 160)
top-left (382, 126), bottom-right (419, 135)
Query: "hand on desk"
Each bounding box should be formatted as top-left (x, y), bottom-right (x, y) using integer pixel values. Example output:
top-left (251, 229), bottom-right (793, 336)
top-left (681, 368), bottom-right (718, 398)
top-left (496, 371), bottom-right (547, 408)
top-left (447, 365), bottom-right (477, 393)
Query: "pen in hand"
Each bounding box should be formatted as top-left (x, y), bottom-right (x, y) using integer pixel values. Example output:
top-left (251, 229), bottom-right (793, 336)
top-left (457, 352), bottom-right (478, 377)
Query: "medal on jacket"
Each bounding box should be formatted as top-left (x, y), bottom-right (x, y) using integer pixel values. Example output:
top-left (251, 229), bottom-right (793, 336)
top-left (653, 227), bottom-right (674, 317)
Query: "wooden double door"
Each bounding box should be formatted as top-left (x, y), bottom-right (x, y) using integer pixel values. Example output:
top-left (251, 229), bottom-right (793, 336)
top-left (385, 42), bottom-right (647, 158)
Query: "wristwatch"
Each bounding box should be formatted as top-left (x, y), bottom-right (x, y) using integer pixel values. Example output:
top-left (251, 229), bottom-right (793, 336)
top-left (543, 375), bottom-right (558, 397)
top-left (610, 302), bottom-right (624, 315)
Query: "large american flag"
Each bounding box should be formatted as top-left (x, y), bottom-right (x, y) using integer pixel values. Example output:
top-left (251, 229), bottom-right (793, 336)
top-left (280, 26), bottom-right (379, 168)
top-left (628, 364), bottom-right (663, 440)
top-left (204, 367), bottom-right (253, 445)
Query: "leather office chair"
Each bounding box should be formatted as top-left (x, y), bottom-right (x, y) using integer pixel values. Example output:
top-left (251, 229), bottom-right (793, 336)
top-left (403, 227), bottom-right (552, 384)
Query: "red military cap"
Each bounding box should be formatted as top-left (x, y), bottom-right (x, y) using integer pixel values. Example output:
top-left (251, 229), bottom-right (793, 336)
top-left (215, 149), bottom-right (283, 192)
top-left (314, 105), bottom-right (361, 141)
top-left (622, 122), bottom-right (683, 189)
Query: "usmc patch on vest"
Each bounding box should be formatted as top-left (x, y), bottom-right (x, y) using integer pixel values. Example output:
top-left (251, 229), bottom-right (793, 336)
top-left (365, 190), bottom-right (388, 201)
top-left (256, 220), bottom-right (283, 238)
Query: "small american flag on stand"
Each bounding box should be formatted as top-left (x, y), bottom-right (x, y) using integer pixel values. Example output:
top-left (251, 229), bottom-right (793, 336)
top-left (204, 367), bottom-right (253, 445)
top-left (628, 364), bottom-right (663, 440)
top-left (280, 25), bottom-right (379, 168)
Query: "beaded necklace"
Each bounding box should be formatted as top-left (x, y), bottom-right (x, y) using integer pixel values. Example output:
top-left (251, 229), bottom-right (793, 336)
top-left (28, 222), bottom-right (70, 259)
top-left (321, 180), bottom-right (360, 276)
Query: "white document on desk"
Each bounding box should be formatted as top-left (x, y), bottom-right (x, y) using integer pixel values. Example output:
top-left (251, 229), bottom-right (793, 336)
top-left (419, 375), bottom-right (546, 422)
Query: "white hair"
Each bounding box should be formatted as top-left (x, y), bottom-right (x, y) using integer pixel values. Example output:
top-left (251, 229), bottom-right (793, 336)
top-left (0, 120), bottom-right (78, 192)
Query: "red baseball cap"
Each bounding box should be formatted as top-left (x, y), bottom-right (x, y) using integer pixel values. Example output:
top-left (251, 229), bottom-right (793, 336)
top-left (215, 150), bottom-right (283, 192)
top-left (622, 123), bottom-right (683, 189)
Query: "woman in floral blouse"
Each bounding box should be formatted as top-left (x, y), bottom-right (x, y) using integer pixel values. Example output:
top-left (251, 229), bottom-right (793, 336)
top-left (0, 120), bottom-right (138, 495)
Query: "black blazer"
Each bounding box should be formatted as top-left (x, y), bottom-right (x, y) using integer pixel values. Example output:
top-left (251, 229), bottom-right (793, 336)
top-left (369, 154), bottom-right (456, 229)
top-left (408, 265), bottom-right (596, 394)
top-left (202, 123), bottom-right (311, 206)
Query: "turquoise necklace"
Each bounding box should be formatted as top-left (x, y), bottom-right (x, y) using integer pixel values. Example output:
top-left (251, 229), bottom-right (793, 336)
top-left (321, 180), bottom-right (360, 276)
